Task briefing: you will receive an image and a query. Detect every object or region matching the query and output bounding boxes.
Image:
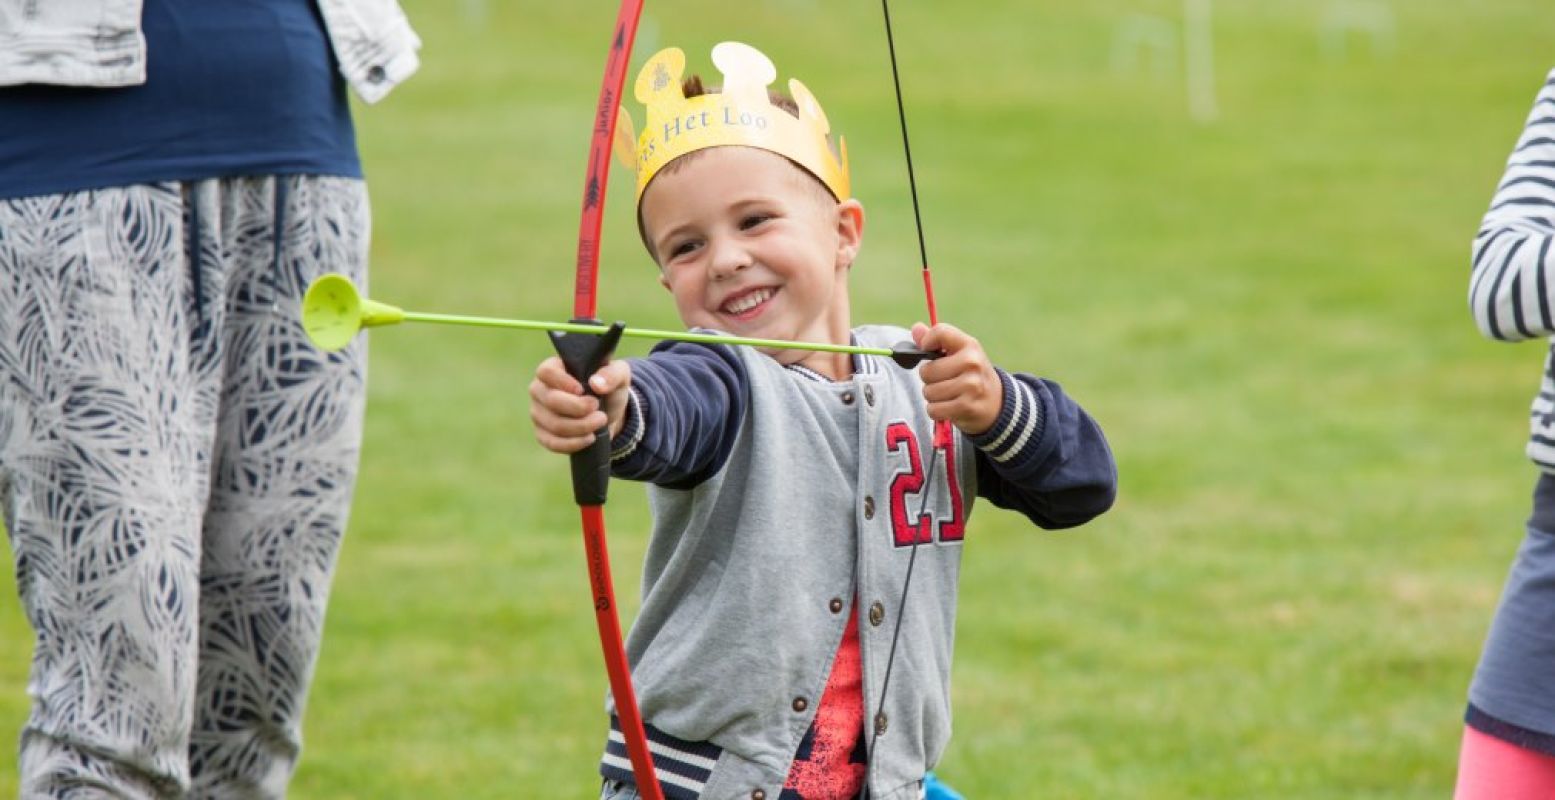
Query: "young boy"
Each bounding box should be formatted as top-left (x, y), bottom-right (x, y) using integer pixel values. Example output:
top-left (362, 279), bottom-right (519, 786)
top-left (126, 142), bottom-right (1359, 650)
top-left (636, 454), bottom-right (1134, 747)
top-left (530, 41), bottom-right (1116, 800)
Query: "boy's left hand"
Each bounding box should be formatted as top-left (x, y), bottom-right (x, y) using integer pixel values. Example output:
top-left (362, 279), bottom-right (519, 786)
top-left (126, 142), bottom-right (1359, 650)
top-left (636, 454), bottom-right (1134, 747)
top-left (912, 322), bottom-right (1004, 436)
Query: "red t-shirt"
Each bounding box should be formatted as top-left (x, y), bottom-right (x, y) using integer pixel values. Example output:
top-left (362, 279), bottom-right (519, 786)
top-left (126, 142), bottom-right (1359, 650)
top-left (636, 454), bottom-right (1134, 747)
top-left (782, 607), bottom-right (867, 798)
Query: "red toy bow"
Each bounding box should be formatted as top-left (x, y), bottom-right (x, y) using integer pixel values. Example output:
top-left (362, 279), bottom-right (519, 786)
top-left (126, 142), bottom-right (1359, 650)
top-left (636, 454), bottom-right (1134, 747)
top-left (551, 6), bottom-right (943, 799)
top-left (549, 2), bottom-right (664, 798)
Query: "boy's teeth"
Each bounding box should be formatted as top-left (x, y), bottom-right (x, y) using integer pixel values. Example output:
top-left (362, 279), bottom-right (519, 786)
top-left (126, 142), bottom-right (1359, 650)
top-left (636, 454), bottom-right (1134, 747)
top-left (726, 288), bottom-right (772, 314)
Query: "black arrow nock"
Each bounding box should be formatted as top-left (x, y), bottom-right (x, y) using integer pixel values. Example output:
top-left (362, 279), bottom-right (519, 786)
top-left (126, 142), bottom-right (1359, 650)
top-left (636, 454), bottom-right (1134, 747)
top-left (889, 341), bottom-right (942, 370)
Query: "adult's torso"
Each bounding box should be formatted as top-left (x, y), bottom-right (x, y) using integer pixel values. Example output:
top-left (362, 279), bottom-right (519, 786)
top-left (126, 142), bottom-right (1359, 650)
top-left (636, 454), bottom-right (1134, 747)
top-left (0, 0), bottom-right (358, 200)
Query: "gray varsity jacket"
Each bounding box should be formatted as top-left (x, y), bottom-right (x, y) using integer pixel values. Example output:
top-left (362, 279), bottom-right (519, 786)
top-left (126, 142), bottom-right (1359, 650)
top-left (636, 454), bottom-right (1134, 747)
top-left (603, 325), bottom-right (1117, 799)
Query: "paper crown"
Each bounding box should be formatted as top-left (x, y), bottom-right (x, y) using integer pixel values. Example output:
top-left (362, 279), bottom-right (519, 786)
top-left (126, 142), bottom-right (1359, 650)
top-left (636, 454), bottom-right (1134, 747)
top-left (617, 41), bottom-right (850, 203)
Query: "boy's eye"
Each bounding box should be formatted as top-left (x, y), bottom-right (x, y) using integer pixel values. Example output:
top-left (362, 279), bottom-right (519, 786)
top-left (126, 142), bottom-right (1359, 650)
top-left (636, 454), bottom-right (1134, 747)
top-left (740, 213), bottom-right (772, 230)
top-left (668, 240), bottom-right (699, 259)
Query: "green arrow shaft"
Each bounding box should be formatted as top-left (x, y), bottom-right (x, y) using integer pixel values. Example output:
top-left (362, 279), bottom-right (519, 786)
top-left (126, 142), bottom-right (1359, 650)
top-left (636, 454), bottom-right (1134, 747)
top-left (399, 311), bottom-right (896, 358)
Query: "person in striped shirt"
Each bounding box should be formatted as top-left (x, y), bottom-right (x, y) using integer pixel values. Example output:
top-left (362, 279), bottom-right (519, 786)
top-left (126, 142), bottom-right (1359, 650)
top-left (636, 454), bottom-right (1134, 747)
top-left (1458, 66), bottom-right (1555, 799)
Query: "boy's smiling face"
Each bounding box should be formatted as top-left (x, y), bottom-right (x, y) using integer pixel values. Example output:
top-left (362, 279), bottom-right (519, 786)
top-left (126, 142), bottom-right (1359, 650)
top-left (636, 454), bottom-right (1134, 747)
top-left (640, 145), bottom-right (864, 376)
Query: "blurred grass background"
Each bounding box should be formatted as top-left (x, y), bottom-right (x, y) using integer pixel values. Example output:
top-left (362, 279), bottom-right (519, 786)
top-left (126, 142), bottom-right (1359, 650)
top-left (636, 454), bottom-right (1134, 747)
top-left (4, 1), bottom-right (1553, 796)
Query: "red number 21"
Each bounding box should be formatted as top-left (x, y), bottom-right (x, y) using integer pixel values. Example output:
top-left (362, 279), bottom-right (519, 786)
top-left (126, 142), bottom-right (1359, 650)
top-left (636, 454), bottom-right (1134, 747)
top-left (885, 422), bottom-right (966, 547)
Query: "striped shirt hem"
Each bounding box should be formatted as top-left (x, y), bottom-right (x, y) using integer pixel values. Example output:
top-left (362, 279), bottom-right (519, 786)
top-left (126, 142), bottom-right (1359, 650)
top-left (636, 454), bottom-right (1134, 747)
top-left (600, 716), bottom-right (722, 800)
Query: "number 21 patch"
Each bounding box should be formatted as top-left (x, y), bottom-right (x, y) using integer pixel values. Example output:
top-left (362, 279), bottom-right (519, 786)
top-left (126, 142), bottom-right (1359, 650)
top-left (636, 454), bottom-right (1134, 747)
top-left (884, 421), bottom-right (965, 547)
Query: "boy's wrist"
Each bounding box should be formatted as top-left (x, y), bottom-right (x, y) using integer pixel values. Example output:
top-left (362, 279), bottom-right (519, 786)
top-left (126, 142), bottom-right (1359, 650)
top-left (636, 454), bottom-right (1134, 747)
top-left (960, 366), bottom-right (1005, 436)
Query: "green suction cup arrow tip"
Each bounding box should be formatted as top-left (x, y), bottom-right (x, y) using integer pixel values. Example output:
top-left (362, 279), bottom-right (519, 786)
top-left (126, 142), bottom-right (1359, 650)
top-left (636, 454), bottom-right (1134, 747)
top-left (301, 273), bottom-right (363, 352)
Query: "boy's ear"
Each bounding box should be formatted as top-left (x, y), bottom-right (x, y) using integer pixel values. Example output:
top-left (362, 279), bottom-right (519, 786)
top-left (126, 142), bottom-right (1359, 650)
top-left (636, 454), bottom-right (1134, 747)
top-left (658, 270), bottom-right (671, 290)
top-left (835, 199), bottom-right (865, 270)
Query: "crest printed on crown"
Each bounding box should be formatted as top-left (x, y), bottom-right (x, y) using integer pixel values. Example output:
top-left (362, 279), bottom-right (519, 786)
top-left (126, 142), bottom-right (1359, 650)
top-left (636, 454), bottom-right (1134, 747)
top-left (618, 41), bottom-right (850, 203)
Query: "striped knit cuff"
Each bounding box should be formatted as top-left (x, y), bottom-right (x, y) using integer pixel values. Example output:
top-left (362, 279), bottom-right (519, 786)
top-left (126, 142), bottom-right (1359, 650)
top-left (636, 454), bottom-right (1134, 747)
top-left (600, 716), bottom-right (723, 799)
top-left (610, 388), bottom-right (646, 463)
top-left (969, 369), bottom-right (1045, 466)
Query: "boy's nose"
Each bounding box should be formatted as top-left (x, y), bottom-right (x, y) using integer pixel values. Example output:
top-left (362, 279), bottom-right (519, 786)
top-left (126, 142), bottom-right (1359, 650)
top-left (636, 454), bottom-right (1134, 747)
top-left (709, 242), bottom-right (749, 280)
top-left (707, 239), bottom-right (751, 280)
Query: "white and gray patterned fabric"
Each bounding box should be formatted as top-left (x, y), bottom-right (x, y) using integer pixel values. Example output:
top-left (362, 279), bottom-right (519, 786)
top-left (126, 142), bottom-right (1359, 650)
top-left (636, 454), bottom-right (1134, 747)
top-left (0, 175), bottom-right (369, 798)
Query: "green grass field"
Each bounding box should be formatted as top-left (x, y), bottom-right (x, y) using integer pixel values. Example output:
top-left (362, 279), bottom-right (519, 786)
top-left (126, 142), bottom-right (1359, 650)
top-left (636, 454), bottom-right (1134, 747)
top-left (4, 1), bottom-right (1554, 796)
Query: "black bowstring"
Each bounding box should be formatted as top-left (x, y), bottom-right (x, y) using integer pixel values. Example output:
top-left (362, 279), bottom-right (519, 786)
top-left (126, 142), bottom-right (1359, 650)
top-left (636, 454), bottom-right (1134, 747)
top-left (861, 1), bottom-right (940, 797)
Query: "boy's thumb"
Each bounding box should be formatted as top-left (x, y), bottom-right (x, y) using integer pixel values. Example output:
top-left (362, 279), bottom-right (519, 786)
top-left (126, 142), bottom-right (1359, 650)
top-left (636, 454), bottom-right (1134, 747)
top-left (589, 361), bottom-right (627, 394)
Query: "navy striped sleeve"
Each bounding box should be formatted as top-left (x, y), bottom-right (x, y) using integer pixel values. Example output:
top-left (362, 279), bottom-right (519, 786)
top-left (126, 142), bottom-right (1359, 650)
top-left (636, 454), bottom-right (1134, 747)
top-left (1470, 67), bottom-right (1555, 342)
top-left (971, 369), bottom-right (1117, 529)
top-left (608, 339), bottom-right (749, 490)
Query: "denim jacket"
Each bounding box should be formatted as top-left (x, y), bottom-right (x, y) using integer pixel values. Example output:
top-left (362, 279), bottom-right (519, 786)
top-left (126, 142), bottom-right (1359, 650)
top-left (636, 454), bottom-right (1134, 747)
top-left (0, 0), bottom-right (419, 103)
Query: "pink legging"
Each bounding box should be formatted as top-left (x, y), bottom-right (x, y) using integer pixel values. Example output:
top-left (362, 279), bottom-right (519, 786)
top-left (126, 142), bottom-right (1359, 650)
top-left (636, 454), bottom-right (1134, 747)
top-left (1456, 725), bottom-right (1555, 799)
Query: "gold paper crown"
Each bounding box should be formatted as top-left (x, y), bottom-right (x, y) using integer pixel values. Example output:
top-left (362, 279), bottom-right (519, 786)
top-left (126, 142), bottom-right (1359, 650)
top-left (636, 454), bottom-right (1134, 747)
top-left (617, 41), bottom-right (850, 203)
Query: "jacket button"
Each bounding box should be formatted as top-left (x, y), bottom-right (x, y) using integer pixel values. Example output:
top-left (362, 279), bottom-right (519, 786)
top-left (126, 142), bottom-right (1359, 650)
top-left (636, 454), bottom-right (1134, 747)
top-left (864, 384), bottom-right (875, 406)
top-left (792, 697), bottom-right (809, 712)
top-left (366, 65), bottom-right (387, 84)
top-left (751, 791), bottom-right (766, 800)
top-left (829, 597), bottom-right (844, 614)
top-left (869, 601), bottom-right (885, 627)
top-left (874, 712), bottom-right (889, 735)
top-left (863, 496), bottom-right (875, 519)
top-left (841, 390), bottom-right (855, 405)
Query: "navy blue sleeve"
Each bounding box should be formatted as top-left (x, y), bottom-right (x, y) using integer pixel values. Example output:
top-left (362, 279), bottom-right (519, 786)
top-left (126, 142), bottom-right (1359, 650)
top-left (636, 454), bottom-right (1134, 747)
top-left (608, 340), bottom-right (749, 490)
top-left (970, 369), bottom-right (1116, 529)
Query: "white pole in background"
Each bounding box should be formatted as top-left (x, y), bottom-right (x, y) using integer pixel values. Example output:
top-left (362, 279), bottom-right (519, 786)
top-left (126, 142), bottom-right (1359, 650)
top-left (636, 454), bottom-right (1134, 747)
top-left (1184, 0), bottom-right (1218, 123)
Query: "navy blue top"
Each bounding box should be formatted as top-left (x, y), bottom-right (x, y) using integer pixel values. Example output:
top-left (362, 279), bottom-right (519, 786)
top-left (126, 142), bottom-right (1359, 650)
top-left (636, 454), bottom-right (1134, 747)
top-left (0, 0), bottom-right (359, 200)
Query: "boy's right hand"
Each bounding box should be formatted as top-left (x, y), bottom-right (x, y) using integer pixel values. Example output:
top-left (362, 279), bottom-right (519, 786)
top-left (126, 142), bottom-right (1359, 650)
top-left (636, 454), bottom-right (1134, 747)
top-left (529, 357), bottom-right (632, 454)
